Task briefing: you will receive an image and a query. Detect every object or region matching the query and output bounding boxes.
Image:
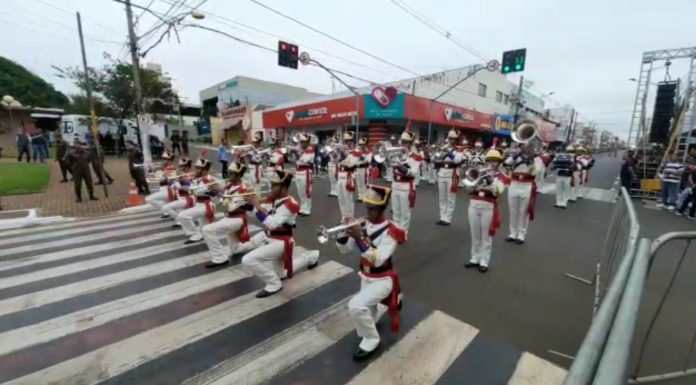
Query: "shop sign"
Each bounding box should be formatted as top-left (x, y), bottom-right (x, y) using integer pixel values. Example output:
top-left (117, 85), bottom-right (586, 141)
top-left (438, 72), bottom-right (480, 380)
top-left (262, 96), bottom-right (359, 128)
top-left (444, 108), bottom-right (474, 122)
top-left (364, 92), bottom-right (405, 119)
top-left (494, 114), bottom-right (514, 131)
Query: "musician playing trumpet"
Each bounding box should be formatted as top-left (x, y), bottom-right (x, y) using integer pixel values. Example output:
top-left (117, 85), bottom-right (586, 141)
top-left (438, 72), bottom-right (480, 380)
top-left (243, 170), bottom-right (320, 298)
top-left (144, 150), bottom-right (177, 216)
top-left (160, 157), bottom-right (194, 221)
top-left (294, 133), bottom-right (315, 216)
top-left (326, 131), bottom-right (340, 197)
top-left (465, 148), bottom-right (509, 273)
top-left (336, 131), bottom-right (358, 220)
top-left (177, 158), bottom-right (219, 244)
top-left (201, 162), bottom-right (254, 268)
top-left (334, 185), bottom-right (405, 360)
top-left (355, 137), bottom-right (373, 202)
top-left (435, 129), bottom-right (466, 226)
top-left (391, 130), bottom-right (422, 235)
top-left (504, 142), bottom-right (539, 245)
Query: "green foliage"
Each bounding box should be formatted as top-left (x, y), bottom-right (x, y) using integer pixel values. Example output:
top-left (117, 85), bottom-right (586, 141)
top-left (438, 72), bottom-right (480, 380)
top-left (0, 163), bottom-right (51, 196)
top-left (55, 60), bottom-right (179, 121)
top-left (0, 57), bottom-right (69, 107)
top-left (64, 94), bottom-right (115, 117)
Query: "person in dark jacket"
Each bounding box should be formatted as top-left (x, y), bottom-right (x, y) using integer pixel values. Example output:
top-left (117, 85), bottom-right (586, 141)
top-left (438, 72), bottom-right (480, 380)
top-left (64, 135), bottom-right (98, 202)
top-left (55, 136), bottom-right (72, 182)
top-left (87, 137), bottom-right (114, 185)
top-left (620, 151), bottom-right (637, 195)
top-left (181, 131), bottom-right (190, 156)
top-left (16, 128), bottom-right (31, 163)
top-left (127, 140), bottom-right (150, 195)
top-left (170, 131), bottom-right (181, 156)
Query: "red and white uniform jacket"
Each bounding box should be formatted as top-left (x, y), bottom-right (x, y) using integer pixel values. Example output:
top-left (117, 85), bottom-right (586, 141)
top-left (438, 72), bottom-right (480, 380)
top-left (222, 181), bottom-right (252, 242)
top-left (248, 148), bottom-right (264, 184)
top-left (468, 170), bottom-right (509, 236)
top-left (255, 196), bottom-right (300, 278)
top-left (392, 148), bottom-right (423, 207)
top-left (267, 148), bottom-right (285, 171)
top-left (437, 146), bottom-right (466, 192)
top-left (336, 219), bottom-right (406, 333)
top-left (295, 146), bottom-right (315, 198)
top-left (337, 148), bottom-right (360, 192)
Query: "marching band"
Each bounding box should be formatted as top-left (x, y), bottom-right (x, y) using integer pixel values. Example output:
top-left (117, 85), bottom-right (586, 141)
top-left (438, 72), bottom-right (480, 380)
top-left (139, 121), bottom-right (595, 359)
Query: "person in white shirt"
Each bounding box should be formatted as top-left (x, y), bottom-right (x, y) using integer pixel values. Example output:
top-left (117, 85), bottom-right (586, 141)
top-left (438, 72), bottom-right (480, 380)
top-left (334, 185), bottom-right (406, 360)
top-left (504, 146), bottom-right (539, 244)
top-left (293, 134), bottom-right (315, 216)
top-left (326, 131), bottom-right (340, 197)
top-left (435, 129), bottom-right (466, 226)
top-left (355, 137), bottom-right (372, 201)
top-left (336, 132), bottom-right (358, 220)
top-left (244, 132), bottom-right (265, 192)
top-left (391, 130), bottom-right (423, 235)
top-left (177, 158), bottom-right (219, 244)
top-left (243, 170), bottom-right (320, 298)
top-left (658, 154), bottom-right (685, 209)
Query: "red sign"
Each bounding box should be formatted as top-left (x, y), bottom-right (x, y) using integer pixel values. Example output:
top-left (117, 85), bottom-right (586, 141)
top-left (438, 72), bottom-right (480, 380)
top-left (405, 95), bottom-right (493, 131)
top-left (262, 97), bottom-right (360, 128)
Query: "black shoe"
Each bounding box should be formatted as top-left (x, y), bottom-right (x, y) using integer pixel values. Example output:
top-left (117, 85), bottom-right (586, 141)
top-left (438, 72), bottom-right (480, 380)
top-left (435, 220), bottom-right (444, 225)
top-left (569, 199), bottom-right (577, 203)
top-left (171, 223), bottom-right (182, 228)
top-left (554, 204), bottom-right (561, 208)
top-left (561, 206), bottom-right (568, 209)
top-left (204, 260), bottom-right (230, 268)
top-left (514, 239), bottom-right (525, 245)
top-left (160, 214), bottom-right (170, 219)
top-left (464, 262), bottom-right (479, 268)
top-left (441, 221), bottom-right (450, 226)
top-left (353, 344), bottom-right (379, 361)
top-left (75, 198), bottom-right (82, 203)
top-left (184, 238), bottom-right (202, 245)
top-left (478, 265), bottom-right (489, 273)
top-left (505, 236), bottom-right (516, 242)
top-left (255, 287), bottom-right (282, 298)
top-left (307, 260), bottom-right (319, 270)
top-left (89, 196), bottom-right (99, 201)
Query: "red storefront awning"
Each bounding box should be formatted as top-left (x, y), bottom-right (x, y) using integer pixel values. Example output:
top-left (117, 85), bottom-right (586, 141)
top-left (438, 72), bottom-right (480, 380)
top-left (262, 96), bottom-right (360, 128)
top-left (404, 95), bottom-right (494, 132)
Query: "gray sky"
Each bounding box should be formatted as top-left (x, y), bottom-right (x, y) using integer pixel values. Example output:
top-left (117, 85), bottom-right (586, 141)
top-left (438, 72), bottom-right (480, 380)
top-left (2, 0), bottom-right (696, 138)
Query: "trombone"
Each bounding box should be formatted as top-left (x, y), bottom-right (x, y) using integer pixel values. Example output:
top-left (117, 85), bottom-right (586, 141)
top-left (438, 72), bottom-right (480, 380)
top-left (316, 218), bottom-right (365, 244)
top-left (145, 171), bottom-right (193, 183)
top-left (220, 188), bottom-right (271, 205)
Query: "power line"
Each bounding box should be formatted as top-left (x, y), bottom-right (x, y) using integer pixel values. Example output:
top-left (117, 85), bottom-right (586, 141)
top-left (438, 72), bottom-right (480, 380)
top-left (29, 0), bottom-right (123, 34)
top-left (386, 0), bottom-right (488, 62)
top-left (0, 9), bottom-right (122, 45)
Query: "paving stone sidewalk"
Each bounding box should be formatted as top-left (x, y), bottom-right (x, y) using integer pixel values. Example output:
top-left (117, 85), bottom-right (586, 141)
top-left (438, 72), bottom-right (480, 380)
top-left (1, 157), bottom-right (133, 218)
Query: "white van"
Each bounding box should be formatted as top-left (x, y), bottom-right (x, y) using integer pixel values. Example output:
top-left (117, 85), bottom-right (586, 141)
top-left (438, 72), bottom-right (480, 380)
top-left (60, 115), bottom-right (166, 144)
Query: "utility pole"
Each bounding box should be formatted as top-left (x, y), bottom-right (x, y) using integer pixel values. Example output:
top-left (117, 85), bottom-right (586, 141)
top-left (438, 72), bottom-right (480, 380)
top-left (512, 75), bottom-right (525, 124)
top-left (124, 0), bottom-right (151, 164)
top-left (76, 12), bottom-right (108, 197)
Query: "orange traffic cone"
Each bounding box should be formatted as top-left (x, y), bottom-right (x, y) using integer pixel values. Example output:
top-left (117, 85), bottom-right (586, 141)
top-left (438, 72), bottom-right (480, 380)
top-left (127, 182), bottom-right (145, 206)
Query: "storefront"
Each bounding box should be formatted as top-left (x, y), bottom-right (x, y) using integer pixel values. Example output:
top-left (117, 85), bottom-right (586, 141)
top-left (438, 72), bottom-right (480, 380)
top-left (213, 104), bottom-right (253, 145)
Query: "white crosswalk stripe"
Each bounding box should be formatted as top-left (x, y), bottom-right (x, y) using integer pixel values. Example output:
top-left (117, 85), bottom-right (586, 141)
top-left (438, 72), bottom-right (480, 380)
top-left (537, 181), bottom-right (616, 203)
top-left (0, 209), bottom-right (566, 385)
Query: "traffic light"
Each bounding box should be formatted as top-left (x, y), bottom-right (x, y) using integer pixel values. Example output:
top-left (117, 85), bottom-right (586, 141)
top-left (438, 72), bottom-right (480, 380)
top-left (278, 41), bottom-right (299, 69)
top-left (501, 48), bottom-right (526, 74)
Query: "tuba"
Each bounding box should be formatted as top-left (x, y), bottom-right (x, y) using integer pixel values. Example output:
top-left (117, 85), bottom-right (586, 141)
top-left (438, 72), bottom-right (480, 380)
top-left (373, 141), bottom-right (409, 166)
top-left (511, 119), bottom-right (544, 156)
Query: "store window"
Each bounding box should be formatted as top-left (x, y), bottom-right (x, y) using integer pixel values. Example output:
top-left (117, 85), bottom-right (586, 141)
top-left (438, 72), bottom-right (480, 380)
top-left (478, 83), bottom-right (487, 98)
top-left (495, 91), bottom-right (503, 103)
top-left (504, 94), bottom-right (509, 105)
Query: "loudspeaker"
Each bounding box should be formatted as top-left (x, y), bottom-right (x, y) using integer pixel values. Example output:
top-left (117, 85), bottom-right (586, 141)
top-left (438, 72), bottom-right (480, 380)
top-left (649, 82), bottom-right (677, 144)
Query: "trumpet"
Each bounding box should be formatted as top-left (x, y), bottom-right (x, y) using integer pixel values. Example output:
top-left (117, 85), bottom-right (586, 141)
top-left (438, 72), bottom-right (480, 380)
top-left (316, 218), bottom-right (365, 244)
top-left (373, 141), bottom-right (409, 165)
top-left (220, 188), bottom-right (271, 205)
top-left (462, 166), bottom-right (494, 187)
top-left (189, 179), bottom-right (224, 191)
top-left (229, 144), bottom-right (256, 157)
top-left (145, 171), bottom-right (193, 183)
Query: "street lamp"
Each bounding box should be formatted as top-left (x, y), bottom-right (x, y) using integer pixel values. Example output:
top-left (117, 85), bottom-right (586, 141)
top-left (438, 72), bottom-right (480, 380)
top-left (1, 95), bottom-right (22, 132)
top-left (629, 78), bottom-right (658, 86)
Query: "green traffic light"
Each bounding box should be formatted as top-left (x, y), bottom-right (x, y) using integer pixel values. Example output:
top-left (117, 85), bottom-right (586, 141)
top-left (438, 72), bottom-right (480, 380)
top-left (515, 64), bottom-right (522, 70)
top-left (503, 65), bottom-right (510, 73)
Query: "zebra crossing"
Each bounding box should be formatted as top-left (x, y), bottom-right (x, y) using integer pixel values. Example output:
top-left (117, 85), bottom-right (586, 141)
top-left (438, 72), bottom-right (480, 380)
top-left (0, 209), bottom-right (567, 385)
top-left (537, 180), bottom-right (617, 203)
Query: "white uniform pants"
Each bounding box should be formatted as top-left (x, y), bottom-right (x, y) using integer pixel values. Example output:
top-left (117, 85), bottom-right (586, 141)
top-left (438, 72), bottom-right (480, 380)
top-left (535, 160), bottom-right (547, 184)
top-left (438, 175), bottom-right (456, 223)
top-left (391, 182), bottom-right (412, 233)
top-left (508, 182), bottom-right (532, 240)
top-left (202, 217), bottom-right (245, 264)
top-left (327, 163), bottom-right (338, 196)
top-left (242, 232), bottom-right (318, 292)
top-left (556, 176), bottom-right (572, 207)
top-left (348, 276), bottom-right (392, 352)
top-left (177, 202), bottom-right (211, 241)
top-left (385, 165), bottom-right (393, 182)
top-left (336, 173), bottom-right (355, 220)
top-left (145, 189), bottom-right (169, 209)
top-left (162, 198), bottom-right (187, 220)
top-left (468, 199), bottom-right (494, 267)
top-left (355, 168), bottom-right (368, 200)
top-left (294, 170), bottom-right (312, 215)
top-left (571, 171), bottom-right (582, 200)
top-left (426, 162), bottom-right (437, 184)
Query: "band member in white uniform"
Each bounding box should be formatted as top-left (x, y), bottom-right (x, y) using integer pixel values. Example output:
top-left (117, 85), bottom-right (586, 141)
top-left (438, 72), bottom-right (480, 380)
top-left (243, 170), bottom-right (320, 298)
top-left (569, 145), bottom-right (582, 202)
top-left (465, 148), bottom-right (509, 272)
top-left (160, 157), bottom-right (193, 221)
top-left (294, 133), bottom-right (314, 216)
top-left (534, 148), bottom-right (553, 184)
top-left (435, 129), bottom-right (465, 226)
top-left (384, 135), bottom-right (397, 182)
top-left (177, 158), bottom-right (218, 244)
top-left (504, 146), bottom-right (539, 244)
top-left (355, 137), bottom-right (372, 201)
top-left (326, 131), bottom-right (340, 197)
top-left (551, 145), bottom-right (575, 208)
top-left (265, 137), bottom-right (285, 177)
top-left (202, 162), bottom-right (254, 268)
top-left (144, 150), bottom-right (176, 215)
top-left (335, 185), bottom-right (406, 360)
top-left (336, 132), bottom-right (358, 220)
top-left (245, 132), bottom-right (265, 192)
top-left (391, 131), bottom-right (423, 235)
top-left (413, 138), bottom-right (425, 187)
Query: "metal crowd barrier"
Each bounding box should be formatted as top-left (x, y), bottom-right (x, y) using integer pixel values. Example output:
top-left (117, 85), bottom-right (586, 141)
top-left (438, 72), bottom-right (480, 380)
top-left (563, 187), bottom-right (641, 385)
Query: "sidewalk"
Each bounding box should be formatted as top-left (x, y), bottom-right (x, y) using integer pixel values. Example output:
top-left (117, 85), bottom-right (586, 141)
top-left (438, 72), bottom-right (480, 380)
top-left (1, 157), bottom-right (132, 218)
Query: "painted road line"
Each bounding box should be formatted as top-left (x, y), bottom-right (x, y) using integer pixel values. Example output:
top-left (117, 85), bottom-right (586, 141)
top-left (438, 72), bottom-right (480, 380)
top-left (507, 352), bottom-right (566, 385)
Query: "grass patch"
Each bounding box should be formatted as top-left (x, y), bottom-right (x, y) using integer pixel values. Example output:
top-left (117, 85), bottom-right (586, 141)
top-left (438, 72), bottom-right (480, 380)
top-left (0, 163), bottom-right (51, 195)
top-left (0, 146), bottom-right (56, 159)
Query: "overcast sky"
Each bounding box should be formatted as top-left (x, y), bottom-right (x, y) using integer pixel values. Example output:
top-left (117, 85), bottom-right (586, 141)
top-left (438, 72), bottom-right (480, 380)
top-left (2, 0), bottom-right (696, 137)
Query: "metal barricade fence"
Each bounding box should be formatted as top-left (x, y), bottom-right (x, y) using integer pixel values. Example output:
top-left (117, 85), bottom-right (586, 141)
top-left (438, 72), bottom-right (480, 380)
top-left (563, 187), bottom-right (641, 385)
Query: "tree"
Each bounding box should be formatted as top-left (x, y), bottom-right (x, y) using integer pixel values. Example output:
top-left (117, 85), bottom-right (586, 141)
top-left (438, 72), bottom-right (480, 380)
top-left (64, 94), bottom-right (115, 117)
top-left (55, 59), bottom-right (178, 122)
top-left (0, 56), bottom-right (69, 107)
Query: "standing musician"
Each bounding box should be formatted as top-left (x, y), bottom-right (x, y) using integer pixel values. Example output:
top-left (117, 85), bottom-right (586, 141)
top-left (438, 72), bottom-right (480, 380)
top-left (265, 136), bottom-right (285, 174)
top-left (160, 157), bottom-right (194, 221)
top-left (569, 145), bottom-right (582, 202)
top-left (177, 158), bottom-right (218, 244)
top-left (243, 170), bottom-right (320, 298)
top-left (201, 162), bottom-right (254, 268)
top-left (391, 130), bottom-right (423, 234)
top-left (535, 147), bottom-right (554, 184)
top-left (575, 145), bottom-right (595, 194)
top-left (294, 133), bottom-right (315, 216)
top-left (145, 150), bottom-right (177, 215)
top-left (384, 134), bottom-right (398, 182)
top-left (245, 132), bottom-right (265, 192)
top-left (458, 136), bottom-right (473, 187)
top-left (469, 138), bottom-right (486, 168)
top-left (435, 129), bottom-right (466, 226)
top-left (465, 148), bottom-right (509, 272)
top-left (423, 140), bottom-right (437, 186)
top-left (335, 185), bottom-right (406, 360)
top-left (336, 132), bottom-right (358, 220)
top-left (551, 145), bottom-right (575, 209)
top-left (413, 138), bottom-right (426, 187)
top-left (326, 131), bottom-right (340, 197)
top-left (504, 144), bottom-right (539, 244)
top-left (355, 137), bottom-right (372, 201)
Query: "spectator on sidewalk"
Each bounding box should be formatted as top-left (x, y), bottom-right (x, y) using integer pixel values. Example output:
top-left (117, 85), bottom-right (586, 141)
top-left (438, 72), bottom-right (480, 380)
top-left (65, 135), bottom-right (98, 202)
top-left (658, 154), bottom-right (685, 210)
top-left (16, 127), bottom-right (31, 163)
top-left (217, 138), bottom-right (230, 178)
top-left (55, 136), bottom-right (72, 183)
top-left (181, 130), bottom-right (189, 155)
top-left (676, 166), bottom-right (696, 219)
top-left (620, 151), bottom-right (636, 194)
top-left (31, 130), bottom-right (48, 163)
top-left (170, 131), bottom-right (181, 156)
top-left (87, 136), bottom-right (115, 185)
